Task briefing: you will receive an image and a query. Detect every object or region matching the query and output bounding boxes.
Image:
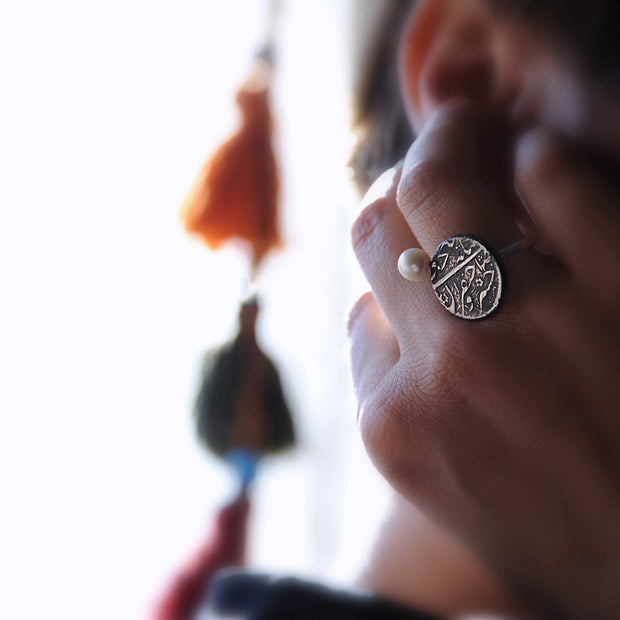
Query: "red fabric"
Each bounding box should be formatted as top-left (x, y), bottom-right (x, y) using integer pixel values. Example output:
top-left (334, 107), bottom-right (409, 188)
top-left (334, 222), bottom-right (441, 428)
top-left (153, 491), bottom-right (250, 620)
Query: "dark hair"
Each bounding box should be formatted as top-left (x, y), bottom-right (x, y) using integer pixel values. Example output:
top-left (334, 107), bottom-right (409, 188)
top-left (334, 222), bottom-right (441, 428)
top-left (492, 0), bottom-right (620, 74)
top-left (350, 0), bottom-right (620, 194)
top-left (349, 1), bottom-right (414, 195)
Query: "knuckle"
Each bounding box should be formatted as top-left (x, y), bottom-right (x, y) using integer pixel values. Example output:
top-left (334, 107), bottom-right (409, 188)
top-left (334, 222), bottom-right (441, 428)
top-left (346, 291), bottom-right (374, 337)
top-left (358, 389), bottom-right (396, 457)
top-left (396, 158), bottom-right (452, 222)
top-left (351, 197), bottom-right (390, 255)
top-left (359, 374), bottom-right (438, 490)
top-left (516, 130), bottom-right (564, 192)
top-left (358, 372), bottom-right (412, 450)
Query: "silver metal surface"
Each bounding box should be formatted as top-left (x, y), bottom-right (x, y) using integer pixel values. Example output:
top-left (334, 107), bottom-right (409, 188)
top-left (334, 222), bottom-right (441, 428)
top-left (430, 235), bottom-right (503, 320)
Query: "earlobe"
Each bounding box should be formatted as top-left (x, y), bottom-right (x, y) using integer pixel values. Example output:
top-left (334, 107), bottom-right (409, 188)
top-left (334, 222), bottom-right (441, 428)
top-left (400, 0), bottom-right (496, 131)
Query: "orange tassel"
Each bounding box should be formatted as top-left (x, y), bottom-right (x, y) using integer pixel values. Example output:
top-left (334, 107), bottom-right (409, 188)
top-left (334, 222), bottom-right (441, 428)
top-left (181, 57), bottom-right (280, 276)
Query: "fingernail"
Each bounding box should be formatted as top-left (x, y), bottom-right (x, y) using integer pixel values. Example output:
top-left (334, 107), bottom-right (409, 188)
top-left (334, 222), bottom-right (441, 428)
top-left (425, 98), bottom-right (476, 131)
top-left (437, 96), bottom-right (476, 115)
top-left (515, 128), bottom-right (552, 169)
top-left (360, 164), bottom-right (403, 210)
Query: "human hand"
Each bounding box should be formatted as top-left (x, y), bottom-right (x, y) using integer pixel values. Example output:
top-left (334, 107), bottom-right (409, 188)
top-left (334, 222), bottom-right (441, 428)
top-left (349, 100), bottom-right (620, 620)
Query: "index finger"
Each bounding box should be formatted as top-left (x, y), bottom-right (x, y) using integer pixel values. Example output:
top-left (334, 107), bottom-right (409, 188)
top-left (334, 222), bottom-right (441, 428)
top-left (397, 100), bottom-right (521, 255)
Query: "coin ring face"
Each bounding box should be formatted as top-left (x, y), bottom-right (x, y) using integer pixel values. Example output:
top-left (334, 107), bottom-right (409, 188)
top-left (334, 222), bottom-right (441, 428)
top-left (429, 235), bottom-right (503, 320)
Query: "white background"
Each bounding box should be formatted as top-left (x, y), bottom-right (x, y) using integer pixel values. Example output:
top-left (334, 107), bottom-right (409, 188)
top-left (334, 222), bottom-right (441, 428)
top-left (0, 1), bottom-right (391, 618)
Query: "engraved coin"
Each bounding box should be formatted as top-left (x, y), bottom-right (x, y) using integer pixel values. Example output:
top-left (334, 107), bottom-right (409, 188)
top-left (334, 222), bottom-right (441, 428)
top-left (429, 234), bottom-right (503, 320)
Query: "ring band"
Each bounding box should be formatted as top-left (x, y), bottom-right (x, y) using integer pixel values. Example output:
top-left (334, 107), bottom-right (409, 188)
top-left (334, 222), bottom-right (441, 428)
top-left (398, 234), bottom-right (533, 320)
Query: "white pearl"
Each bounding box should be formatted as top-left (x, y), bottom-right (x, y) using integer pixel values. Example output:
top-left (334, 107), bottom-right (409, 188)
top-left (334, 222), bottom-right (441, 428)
top-left (398, 248), bottom-right (430, 282)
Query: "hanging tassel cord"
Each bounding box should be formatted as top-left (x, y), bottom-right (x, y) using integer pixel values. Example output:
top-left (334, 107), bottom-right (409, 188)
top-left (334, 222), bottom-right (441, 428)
top-left (256, 0), bottom-right (282, 64)
top-left (267, 0), bottom-right (282, 44)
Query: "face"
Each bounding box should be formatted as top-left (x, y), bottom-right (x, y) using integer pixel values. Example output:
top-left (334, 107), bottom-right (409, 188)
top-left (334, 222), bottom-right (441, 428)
top-left (350, 2), bottom-right (620, 617)
top-left (406, 0), bottom-right (619, 143)
top-left (399, 0), bottom-right (620, 246)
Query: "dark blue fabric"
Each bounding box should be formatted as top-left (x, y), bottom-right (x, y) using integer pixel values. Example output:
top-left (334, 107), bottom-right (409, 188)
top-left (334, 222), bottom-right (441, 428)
top-left (207, 571), bottom-right (444, 620)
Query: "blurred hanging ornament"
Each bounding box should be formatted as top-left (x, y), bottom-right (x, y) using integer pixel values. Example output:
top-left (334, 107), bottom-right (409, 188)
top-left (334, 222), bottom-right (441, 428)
top-left (181, 43), bottom-right (280, 278)
top-left (152, 490), bottom-right (250, 620)
top-left (153, 297), bottom-right (295, 620)
top-left (155, 4), bottom-right (297, 617)
top-left (193, 296), bottom-right (295, 460)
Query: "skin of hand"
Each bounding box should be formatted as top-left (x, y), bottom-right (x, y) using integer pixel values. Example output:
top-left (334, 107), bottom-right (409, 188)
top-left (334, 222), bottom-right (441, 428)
top-left (349, 97), bottom-right (620, 619)
top-left (356, 490), bottom-right (527, 619)
top-left (348, 1), bottom-right (620, 617)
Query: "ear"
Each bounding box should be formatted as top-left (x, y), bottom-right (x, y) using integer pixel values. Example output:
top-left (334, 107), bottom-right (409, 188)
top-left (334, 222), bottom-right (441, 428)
top-left (400, 0), bottom-right (510, 131)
